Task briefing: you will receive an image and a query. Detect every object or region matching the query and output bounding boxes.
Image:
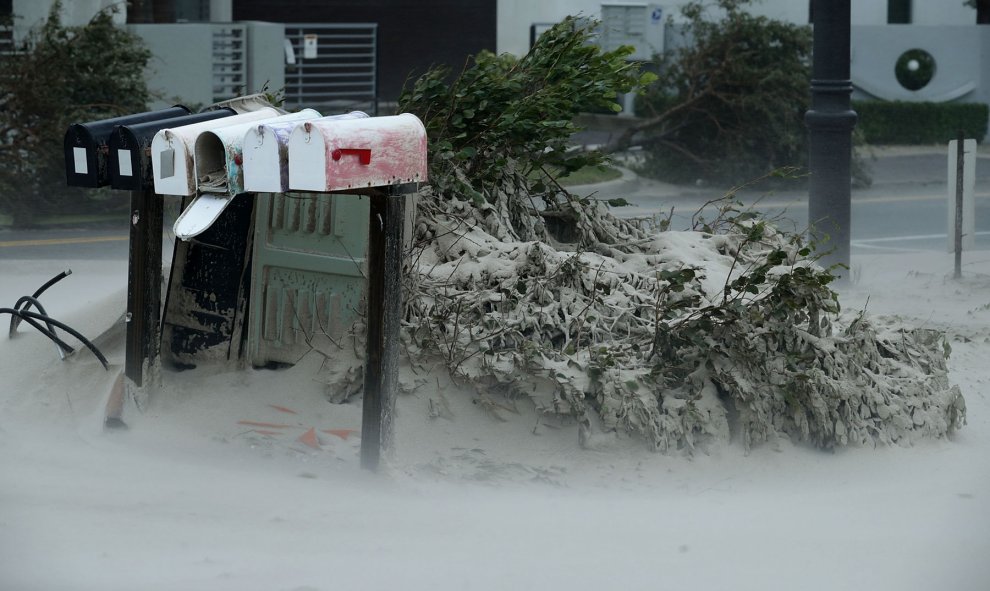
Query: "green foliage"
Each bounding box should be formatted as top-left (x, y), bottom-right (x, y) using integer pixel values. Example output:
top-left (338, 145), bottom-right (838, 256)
top-left (398, 16), bottom-right (654, 209)
top-left (0, 3), bottom-right (152, 226)
top-left (633, 0), bottom-right (813, 184)
top-left (854, 100), bottom-right (989, 144)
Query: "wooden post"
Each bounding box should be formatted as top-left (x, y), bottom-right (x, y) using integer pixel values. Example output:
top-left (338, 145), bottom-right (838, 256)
top-left (954, 130), bottom-right (965, 280)
top-left (125, 189), bottom-right (163, 387)
top-left (361, 189), bottom-right (405, 471)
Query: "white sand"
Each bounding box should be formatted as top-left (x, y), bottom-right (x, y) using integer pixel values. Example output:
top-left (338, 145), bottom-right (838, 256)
top-left (0, 250), bottom-right (987, 591)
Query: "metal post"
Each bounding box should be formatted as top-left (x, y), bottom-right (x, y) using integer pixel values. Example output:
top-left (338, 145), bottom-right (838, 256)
top-left (806, 0), bottom-right (856, 277)
top-left (361, 190), bottom-right (405, 471)
top-left (125, 189), bottom-right (163, 387)
top-left (954, 130), bottom-right (965, 279)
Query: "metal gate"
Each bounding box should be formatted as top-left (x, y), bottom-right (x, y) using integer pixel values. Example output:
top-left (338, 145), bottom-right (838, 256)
top-left (283, 23), bottom-right (378, 115)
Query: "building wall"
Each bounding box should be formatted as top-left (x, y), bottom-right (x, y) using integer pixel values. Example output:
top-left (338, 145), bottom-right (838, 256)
top-left (130, 22), bottom-right (286, 110)
top-left (130, 23), bottom-right (219, 109)
top-left (851, 26), bottom-right (989, 111)
top-left (232, 0), bottom-right (497, 102)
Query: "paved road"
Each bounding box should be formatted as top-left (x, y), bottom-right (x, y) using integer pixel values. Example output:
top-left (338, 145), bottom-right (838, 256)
top-left (579, 148), bottom-right (990, 254)
top-left (1, 149), bottom-right (986, 259)
top-left (0, 226), bottom-right (130, 260)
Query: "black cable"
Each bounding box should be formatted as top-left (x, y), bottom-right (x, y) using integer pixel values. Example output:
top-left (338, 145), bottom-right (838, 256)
top-left (0, 308), bottom-right (108, 370)
top-left (9, 296), bottom-right (62, 347)
top-left (9, 313), bottom-right (76, 355)
top-left (31, 269), bottom-right (72, 300)
top-left (8, 270), bottom-right (72, 335)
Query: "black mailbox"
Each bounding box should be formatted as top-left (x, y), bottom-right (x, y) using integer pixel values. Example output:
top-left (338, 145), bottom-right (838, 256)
top-left (64, 106), bottom-right (191, 188)
top-left (108, 108), bottom-right (237, 191)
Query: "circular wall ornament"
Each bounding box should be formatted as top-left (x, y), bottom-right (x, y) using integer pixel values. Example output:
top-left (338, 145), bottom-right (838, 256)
top-left (895, 49), bottom-right (936, 91)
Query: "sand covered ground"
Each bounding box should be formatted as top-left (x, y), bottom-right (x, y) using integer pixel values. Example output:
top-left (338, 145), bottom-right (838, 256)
top-left (1, 249), bottom-right (988, 591)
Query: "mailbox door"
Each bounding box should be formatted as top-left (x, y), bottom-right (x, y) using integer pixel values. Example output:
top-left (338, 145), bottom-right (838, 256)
top-left (248, 192), bottom-right (369, 366)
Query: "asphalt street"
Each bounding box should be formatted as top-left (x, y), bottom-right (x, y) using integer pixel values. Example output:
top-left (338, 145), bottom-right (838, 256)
top-left (575, 146), bottom-right (990, 254)
top-left (0, 147), bottom-right (987, 260)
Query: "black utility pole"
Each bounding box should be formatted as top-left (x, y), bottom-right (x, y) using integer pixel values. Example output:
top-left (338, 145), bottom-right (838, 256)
top-left (806, 0), bottom-right (856, 276)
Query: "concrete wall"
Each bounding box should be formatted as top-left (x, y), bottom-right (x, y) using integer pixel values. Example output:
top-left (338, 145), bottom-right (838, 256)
top-left (243, 21), bottom-right (285, 99)
top-left (130, 22), bottom-right (285, 111)
top-left (130, 24), bottom-right (218, 109)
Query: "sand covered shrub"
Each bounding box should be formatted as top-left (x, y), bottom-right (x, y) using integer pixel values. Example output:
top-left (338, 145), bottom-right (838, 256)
top-left (353, 15), bottom-right (968, 452)
top-left (397, 186), bottom-right (965, 452)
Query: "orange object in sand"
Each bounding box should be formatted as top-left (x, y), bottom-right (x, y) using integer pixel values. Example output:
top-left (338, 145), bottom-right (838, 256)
top-left (298, 427), bottom-right (321, 449)
top-left (237, 420), bottom-right (292, 428)
top-left (322, 429), bottom-right (358, 441)
top-left (269, 405), bottom-right (298, 414)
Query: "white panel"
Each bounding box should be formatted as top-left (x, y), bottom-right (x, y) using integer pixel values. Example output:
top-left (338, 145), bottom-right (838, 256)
top-left (287, 123), bottom-right (329, 192)
top-left (947, 139), bottom-right (978, 251)
top-left (173, 194), bottom-right (233, 240)
top-left (73, 147), bottom-right (88, 175)
top-left (117, 149), bottom-right (133, 176)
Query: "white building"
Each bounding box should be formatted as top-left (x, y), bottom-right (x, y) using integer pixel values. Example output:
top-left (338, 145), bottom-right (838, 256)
top-left (497, 0), bottom-right (981, 55)
top-left (498, 1), bottom-right (988, 115)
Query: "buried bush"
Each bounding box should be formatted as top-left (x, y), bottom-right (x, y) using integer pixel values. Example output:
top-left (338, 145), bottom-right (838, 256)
top-left (389, 194), bottom-right (965, 453)
top-left (322, 15), bottom-right (967, 454)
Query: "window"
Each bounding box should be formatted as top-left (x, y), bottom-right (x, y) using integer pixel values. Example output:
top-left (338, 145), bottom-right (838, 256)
top-left (0, 0), bottom-right (13, 54)
top-left (888, 0), bottom-right (912, 24)
top-left (175, 0), bottom-right (210, 22)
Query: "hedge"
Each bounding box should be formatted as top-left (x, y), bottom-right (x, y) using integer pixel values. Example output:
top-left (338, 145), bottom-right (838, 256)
top-left (853, 100), bottom-right (988, 144)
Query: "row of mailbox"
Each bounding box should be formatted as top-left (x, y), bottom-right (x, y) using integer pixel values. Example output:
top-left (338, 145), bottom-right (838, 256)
top-left (64, 105), bottom-right (428, 197)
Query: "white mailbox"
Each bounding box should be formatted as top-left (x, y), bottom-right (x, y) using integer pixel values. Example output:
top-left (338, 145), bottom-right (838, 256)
top-left (243, 111), bottom-right (368, 193)
top-left (195, 109), bottom-right (322, 197)
top-left (287, 113), bottom-right (428, 192)
top-left (151, 107), bottom-right (280, 196)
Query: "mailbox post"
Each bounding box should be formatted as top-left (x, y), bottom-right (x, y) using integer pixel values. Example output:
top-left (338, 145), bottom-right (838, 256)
top-left (286, 113), bottom-right (427, 471)
top-left (65, 106), bottom-right (207, 389)
top-left (65, 103), bottom-right (427, 469)
top-left (109, 109), bottom-right (239, 387)
top-left (362, 186), bottom-right (410, 470)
